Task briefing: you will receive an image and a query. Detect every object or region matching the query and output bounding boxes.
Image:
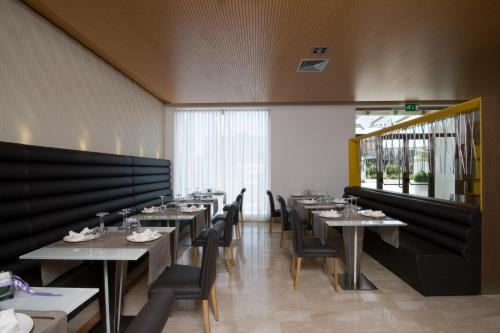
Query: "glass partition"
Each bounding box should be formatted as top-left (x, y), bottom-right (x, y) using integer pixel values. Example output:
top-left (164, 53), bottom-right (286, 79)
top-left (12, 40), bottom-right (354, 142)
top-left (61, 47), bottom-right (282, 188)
top-left (351, 99), bottom-right (481, 206)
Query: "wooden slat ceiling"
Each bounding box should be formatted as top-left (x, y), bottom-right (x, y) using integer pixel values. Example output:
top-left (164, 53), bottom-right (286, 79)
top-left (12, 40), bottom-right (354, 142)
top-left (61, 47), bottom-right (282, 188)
top-left (23, 0), bottom-right (500, 104)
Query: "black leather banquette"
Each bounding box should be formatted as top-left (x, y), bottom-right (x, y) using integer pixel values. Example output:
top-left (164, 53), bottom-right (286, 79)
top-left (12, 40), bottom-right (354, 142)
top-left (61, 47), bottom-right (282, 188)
top-left (344, 187), bottom-right (481, 296)
top-left (0, 141), bottom-right (172, 287)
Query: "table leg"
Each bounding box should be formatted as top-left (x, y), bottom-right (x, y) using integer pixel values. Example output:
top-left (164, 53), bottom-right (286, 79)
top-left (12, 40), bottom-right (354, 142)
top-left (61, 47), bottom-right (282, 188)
top-left (174, 220), bottom-right (179, 263)
top-left (103, 261), bottom-right (111, 333)
top-left (102, 260), bottom-right (128, 333)
top-left (339, 226), bottom-right (377, 290)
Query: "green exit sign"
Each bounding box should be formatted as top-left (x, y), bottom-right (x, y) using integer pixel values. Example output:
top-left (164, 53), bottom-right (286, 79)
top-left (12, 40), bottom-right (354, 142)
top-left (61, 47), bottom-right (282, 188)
top-left (404, 103), bottom-right (419, 111)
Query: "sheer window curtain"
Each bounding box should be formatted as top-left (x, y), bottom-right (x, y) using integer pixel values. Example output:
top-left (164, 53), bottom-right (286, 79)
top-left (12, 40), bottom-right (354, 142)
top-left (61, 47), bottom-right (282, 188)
top-left (174, 108), bottom-right (270, 220)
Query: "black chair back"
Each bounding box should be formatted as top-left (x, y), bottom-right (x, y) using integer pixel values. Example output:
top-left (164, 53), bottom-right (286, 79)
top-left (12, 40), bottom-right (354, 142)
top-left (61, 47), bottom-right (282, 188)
top-left (276, 195), bottom-right (290, 231)
top-left (289, 209), bottom-right (303, 255)
top-left (221, 203), bottom-right (238, 245)
top-left (234, 194), bottom-right (243, 225)
top-left (267, 190), bottom-right (276, 215)
top-left (199, 230), bottom-right (218, 298)
top-left (239, 188), bottom-right (246, 213)
top-left (211, 220), bottom-right (225, 236)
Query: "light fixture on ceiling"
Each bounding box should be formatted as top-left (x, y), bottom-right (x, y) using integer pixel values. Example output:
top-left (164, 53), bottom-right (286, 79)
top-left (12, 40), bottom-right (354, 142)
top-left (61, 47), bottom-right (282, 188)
top-left (312, 46), bottom-right (328, 54)
top-left (296, 59), bottom-right (329, 72)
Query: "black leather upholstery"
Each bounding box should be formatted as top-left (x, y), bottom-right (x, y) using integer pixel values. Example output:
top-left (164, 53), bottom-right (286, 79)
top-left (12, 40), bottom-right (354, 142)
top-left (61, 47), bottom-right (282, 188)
top-left (266, 191), bottom-right (281, 218)
top-left (290, 209), bottom-right (338, 257)
top-left (239, 188), bottom-right (246, 214)
top-left (212, 194), bottom-right (242, 226)
top-left (0, 141), bottom-right (172, 286)
top-left (193, 203), bottom-right (237, 247)
top-left (276, 195), bottom-right (312, 232)
top-left (150, 230), bottom-right (218, 300)
top-left (124, 289), bottom-right (174, 333)
top-left (344, 187), bottom-right (481, 296)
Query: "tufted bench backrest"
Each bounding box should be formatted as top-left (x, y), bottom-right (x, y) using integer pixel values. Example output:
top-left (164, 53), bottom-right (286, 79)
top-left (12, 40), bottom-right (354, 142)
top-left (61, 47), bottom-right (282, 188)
top-left (344, 187), bottom-right (481, 259)
top-left (0, 141), bottom-right (172, 279)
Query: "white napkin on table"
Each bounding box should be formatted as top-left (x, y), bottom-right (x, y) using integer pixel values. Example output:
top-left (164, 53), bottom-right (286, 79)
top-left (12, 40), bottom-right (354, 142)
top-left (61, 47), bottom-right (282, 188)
top-left (333, 198), bottom-right (347, 204)
top-left (131, 229), bottom-right (160, 242)
top-left (66, 227), bottom-right (91, 241)
top-left (300, 199), bottom-right (317, 204)
top-left (319, 210), bottom-right (342, 218)
top-left (142, 206), bottom-right (155, 213)
top-left (364, 209), bottom-right (386, 217)
top-left (181, 205), bottom-right (198, 212)
top-left (0, 309), bottom-right (19, 333)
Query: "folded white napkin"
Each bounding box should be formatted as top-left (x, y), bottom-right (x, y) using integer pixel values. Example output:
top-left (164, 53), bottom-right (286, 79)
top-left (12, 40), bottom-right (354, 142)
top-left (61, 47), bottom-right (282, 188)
top-left (131, 229), bottom-right (160, 242)
top-left (364, 209), bottom-right (386, 217)
top-left (0, 309), bottom-right (19, 333)
top-left (300, 199), bottom-right (317, 204)
top-left (67, 227), bottom-right (91, 241)
top-left (333, 198), bottom-right (347, 204)
top-left (142, 206), bottom-right (155, 213)
top-left (319, 210), bottom-right (342, 218)
top-left (181, 205), bottom-right (198, 212)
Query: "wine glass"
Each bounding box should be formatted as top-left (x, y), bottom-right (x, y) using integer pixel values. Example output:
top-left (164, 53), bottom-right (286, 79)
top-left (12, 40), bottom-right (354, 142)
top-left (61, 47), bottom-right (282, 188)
top-left (159, 195), bottom-right (166, 209)
top-left (96, 212), bottom-right (108, 238)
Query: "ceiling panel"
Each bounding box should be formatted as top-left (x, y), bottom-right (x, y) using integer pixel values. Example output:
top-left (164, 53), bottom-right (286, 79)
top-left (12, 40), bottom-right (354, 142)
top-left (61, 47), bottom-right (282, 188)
top-left (23, 0), bottom-right (500, 104)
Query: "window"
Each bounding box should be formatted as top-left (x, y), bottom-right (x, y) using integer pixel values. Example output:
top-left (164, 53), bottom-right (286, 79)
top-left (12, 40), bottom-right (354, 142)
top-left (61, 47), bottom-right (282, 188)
top-left (174, 108), bottom-right (270, 220)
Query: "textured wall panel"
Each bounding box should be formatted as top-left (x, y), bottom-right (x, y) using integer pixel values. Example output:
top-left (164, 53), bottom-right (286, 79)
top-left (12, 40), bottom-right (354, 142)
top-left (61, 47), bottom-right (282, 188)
top-left (0, 0), bottom-right (164, 158)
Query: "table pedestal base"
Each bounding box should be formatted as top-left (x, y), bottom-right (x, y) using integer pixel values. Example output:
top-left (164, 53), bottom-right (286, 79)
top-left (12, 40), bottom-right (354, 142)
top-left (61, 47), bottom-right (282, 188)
top-left (338, 273), bottom-right (377, 290)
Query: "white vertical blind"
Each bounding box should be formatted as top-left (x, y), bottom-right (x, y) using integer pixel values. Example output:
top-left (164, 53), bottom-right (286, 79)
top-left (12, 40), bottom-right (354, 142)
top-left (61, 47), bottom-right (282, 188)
top-left (174, 108), bottom-right (270, 220)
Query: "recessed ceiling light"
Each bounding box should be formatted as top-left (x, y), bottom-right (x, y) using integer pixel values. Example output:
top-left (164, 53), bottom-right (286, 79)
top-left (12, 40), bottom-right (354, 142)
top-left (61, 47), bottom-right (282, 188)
top-left (312, 46), bottom-right (328, 54)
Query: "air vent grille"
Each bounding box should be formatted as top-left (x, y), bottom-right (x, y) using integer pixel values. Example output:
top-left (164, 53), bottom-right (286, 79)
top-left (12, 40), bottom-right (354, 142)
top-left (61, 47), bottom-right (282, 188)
top-left (297, 59), bottom-right (329, 72)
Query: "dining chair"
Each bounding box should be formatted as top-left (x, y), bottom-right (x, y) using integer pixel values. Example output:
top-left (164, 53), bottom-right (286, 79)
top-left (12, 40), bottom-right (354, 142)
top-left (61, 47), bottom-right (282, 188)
top-left (276, 195), bottom-right (312, 249)
top-left (124, 289), bottom-right (174, 333)
top-left (150, 229), bottom-right (219, 333)
top-left (289, 208), bottom-right (340, 291)
top-left (239, 188), bottom-right (246, 221)
top-left (212, 195), bottom-right (242, 240)
top-left (193, 203), bottom-right (238, 273)
top-left (267, 190), bottom-right (281, 234)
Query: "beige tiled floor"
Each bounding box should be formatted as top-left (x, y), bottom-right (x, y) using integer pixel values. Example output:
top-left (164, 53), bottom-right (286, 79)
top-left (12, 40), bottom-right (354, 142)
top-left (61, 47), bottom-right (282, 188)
top-left (123, 222), bottom-right (500, 333)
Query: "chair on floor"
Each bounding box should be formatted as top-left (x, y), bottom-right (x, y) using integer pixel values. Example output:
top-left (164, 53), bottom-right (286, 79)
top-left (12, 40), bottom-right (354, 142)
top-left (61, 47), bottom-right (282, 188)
top-left (276, 195), bottom-right (312, 249)
top-left (124, 289), bottom-right (174, 333)
top-left (239, 188), bottom-right (246, 221)
top-left (193, 203), bottom-right (238, 273)
top-left (212, 195), bottom-right (242, 239)
top-left (267, 190), bottom-right (281, 233)
top-left (289, 208), bottom-right (340, 291)
top-left (149, 230), bottom-right (220, 333)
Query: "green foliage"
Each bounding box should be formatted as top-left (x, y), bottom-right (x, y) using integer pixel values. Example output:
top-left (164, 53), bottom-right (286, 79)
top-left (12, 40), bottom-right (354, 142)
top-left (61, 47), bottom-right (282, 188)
top-left (366, 163), bottom-right (377, 178)
top-left (384, 163), bottom-right (400, 177)
top-left (413, 170), bottom-right (429, 182)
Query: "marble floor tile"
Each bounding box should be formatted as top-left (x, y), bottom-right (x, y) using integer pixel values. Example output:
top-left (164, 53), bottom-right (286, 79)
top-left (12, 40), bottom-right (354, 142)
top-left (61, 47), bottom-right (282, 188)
top-left (121, 222), bottom-right (499, 333)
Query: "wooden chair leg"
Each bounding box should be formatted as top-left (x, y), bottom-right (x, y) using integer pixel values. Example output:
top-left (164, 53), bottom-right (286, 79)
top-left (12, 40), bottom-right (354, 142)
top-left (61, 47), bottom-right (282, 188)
top-left (291, 254), bottom-right (296, 278)
top-left (225, 247), bottom-right (232, 274)
top-left (202, 299), bottom-right (211, 333)
top-left (332, 257), bottom-right (339, 292)
top-left (294, 257), bottom-right (302, 289)
top-left (237, 223), bottom-right (242, 239)
top-left (210, 286), bottom-right (219, 321)
top-left (322, 257), bottom-right (327, 274)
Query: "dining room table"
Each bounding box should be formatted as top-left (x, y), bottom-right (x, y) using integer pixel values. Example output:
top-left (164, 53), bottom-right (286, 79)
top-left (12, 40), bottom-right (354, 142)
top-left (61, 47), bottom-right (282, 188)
top-left (312, 210), bottom-right (406, 290)
top-left (20, 227), bottom-right (174, 333)
top-left (168, 197), bottom-right (219, 220)
top-left (134, 207), bottom-right (206, 261)
top-left (0, 287), bottom-right (98, 333)
top-left (292, 197), bottom-right (347, 224)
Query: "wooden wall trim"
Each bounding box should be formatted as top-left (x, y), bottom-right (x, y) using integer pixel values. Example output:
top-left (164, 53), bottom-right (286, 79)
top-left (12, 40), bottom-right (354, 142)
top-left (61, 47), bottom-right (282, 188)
top-left (481, 97), bottom-right (500, 294)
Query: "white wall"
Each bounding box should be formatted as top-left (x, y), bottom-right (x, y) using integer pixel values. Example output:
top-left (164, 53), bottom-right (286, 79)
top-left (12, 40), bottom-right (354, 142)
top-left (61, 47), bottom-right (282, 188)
top-left (270, 105), bottom-right (355, 199)
top-left (165, 105), bottom-right (355, 199)
top-left (0, 0), bottom-right (164, 158)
